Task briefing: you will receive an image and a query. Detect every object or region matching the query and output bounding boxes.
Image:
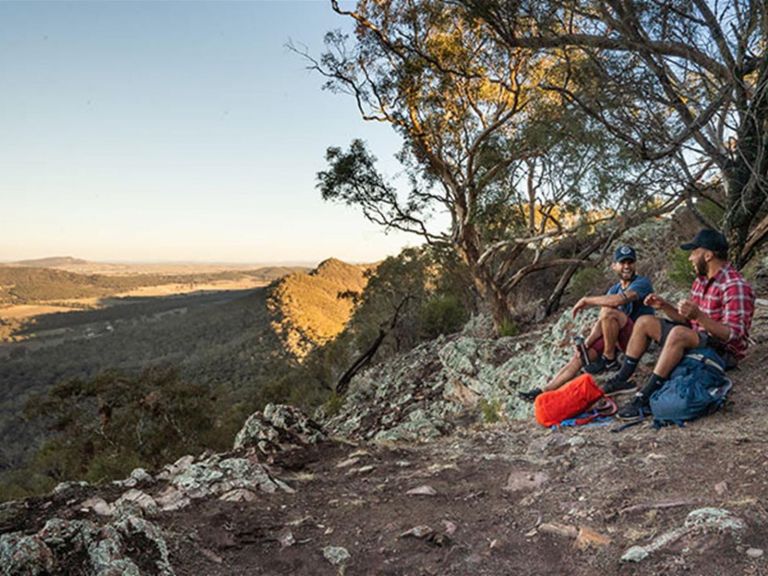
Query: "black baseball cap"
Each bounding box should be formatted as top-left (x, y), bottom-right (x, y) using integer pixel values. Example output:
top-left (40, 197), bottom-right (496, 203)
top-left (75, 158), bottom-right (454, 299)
top-left (613, 245), bottom-right (637, 262)
top-left (680, 229), bottom-right (729, 252)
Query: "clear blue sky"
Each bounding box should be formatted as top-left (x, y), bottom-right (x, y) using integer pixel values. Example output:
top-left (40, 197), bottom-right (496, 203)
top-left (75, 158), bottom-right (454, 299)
top-left (0, 0), bottom-right (416, 264)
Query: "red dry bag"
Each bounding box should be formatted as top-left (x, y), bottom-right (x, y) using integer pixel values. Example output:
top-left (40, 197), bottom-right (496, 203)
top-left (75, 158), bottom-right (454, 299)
top-left (534, 373), bottom-right (604, 427)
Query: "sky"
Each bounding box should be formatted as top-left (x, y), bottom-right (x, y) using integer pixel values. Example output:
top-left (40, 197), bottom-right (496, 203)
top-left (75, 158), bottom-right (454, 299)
top-left (0, 0), bottom-right (419, 264)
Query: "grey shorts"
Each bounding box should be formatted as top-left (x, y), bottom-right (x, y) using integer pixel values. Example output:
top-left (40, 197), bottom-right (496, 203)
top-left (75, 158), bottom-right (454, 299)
top-left (658, 319), bottom-right (736, 369)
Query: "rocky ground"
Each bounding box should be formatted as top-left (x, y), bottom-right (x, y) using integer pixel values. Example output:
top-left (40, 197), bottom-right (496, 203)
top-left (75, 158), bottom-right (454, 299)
top-left (2, 301), bottom-right (767, 575)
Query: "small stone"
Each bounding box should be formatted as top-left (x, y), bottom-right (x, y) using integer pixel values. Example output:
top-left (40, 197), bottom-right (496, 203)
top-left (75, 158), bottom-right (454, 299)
top-left (747, 548), bottom-right (764, 559)
top-left (219, 489), bottom-right (257, 502)
top-left (442, 520), bottom-right (457, 536)
top-left (714, 481), bottom-right (728, 496)
top-left (621, 546), bottom-right (650, 563)
top-left (323, 545), bottom-right (351, 566)
top-left (406, 485), bottom-right (437, 496)
top-left (200, 547), bottom-right (224, 564)
top-left (400, 525), bottom-right (434, 539)
top-left (336, 457), bottom-right (360, 468)
top-left (567, 436), bottom-right (586, 447)
top-left (277, 528), bottom-right (295, 548)
top-left (504, 471), bottom-right (548, 492)
top-left (79, 497), bottom-right (113, 516)
top-left (538, 523), bottom-right (578, 539)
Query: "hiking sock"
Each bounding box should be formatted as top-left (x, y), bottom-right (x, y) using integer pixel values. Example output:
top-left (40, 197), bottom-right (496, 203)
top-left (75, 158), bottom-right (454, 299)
top-left (613, 356), bottom-right (639, 383)
top-left (639, 373), bottom-right (667, 400)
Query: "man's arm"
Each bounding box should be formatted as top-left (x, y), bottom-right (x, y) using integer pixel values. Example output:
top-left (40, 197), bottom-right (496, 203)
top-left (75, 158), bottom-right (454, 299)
top-left (645, 293), bottom-right (688, 323)
top-left (679, 281), bottom-right (754, 342)
top-left (572, 291), bottom-right (638, 317)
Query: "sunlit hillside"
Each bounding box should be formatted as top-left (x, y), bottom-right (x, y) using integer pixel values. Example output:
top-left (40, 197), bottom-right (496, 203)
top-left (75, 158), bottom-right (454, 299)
top-left (268, 258), bottom-right (374, 358)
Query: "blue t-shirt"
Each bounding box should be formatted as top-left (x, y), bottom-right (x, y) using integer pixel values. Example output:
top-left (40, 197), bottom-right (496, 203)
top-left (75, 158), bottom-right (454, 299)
top-left (606, 274), bottom-right (654, 321)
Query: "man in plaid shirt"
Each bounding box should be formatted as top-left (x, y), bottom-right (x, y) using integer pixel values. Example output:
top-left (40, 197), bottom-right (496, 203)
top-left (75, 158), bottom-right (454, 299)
top-left (602, 229), bottom-right (755, 420)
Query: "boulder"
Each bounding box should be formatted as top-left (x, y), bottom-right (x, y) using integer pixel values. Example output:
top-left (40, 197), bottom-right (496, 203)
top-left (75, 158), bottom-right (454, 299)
top-left (0, 515), bottom-right (173, 576)
top-left (234, 403), bottom-right (327, 453)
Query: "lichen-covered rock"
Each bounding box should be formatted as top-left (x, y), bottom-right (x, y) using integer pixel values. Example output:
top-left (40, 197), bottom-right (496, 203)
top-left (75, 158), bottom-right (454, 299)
top-left (0, 514), bottom-right (174, 576)
top-left (321, 305), bottom-right (600, 441)
top-left (113, 468), bottom-right (154, 489)
top-left (322, 545), bottom-right (350, 566)
top-left (0, 532), bottom-right (54, 575)
top-left (168, 454), bottom-right (292, 501)
top-left (620, 507), bottom-right (746, 563)
top-left (234, 403), bottom-right (327, 453)
top-left (113, 489), bottom-right (159, 516)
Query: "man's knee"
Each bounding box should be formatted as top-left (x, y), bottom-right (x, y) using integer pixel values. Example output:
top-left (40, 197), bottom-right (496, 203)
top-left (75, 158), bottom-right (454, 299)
top-left (599, 307), bottom-right (627, 326)
top-left (624, 314), bottom-right (660, 345)
top-left (664, 326), bottom-right (699, 350)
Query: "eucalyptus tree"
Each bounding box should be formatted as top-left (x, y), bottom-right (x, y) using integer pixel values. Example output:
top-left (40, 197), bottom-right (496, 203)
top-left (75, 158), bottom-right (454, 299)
top-left (303, 0), bottom-right (679, 328)
top-left (465, 0), bottom-right (768, 266)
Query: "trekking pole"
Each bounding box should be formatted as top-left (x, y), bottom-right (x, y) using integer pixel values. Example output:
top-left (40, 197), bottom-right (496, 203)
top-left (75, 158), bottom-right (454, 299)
top-left (574, 335), bottom-right (590, 371)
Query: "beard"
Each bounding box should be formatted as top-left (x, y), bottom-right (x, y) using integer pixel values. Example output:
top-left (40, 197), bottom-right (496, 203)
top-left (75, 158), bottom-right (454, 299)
top-left (693, 255), bottom-right (707, 276)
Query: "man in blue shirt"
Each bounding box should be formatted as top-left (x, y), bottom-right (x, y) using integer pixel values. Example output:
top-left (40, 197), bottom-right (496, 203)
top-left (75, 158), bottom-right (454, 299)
top-left (519, 245), bottom-right (654, 401)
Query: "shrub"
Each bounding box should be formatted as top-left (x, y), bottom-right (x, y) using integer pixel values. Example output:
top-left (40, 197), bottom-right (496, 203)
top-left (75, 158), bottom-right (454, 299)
top-left (498, 318), bottom-right (519, 337)
top-left (669, 248), bottom-right (696, 288)
top-left (568, 267), bottom-right (604, 299)
top-left (420, 294), bottom-right (469, 339)
top-left (478, 398), bottom-right (502, 423)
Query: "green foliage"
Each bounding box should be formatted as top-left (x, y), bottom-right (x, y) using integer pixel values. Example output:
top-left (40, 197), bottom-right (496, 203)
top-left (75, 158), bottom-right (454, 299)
top-left (478, 398), bottom-right (502, 423)
top-left (569, 267), bottom-right (605, 299)
top-left (322, 393), bottom-right (346, 419)
top-left (696, 198), bottom-right (725, 228)
top-left (669, 249), bottom-right (696, 288)
top-left (295, 245), bottom-right (474, 393)
top-left (420, 294), bottom-right (468, 339)
top-left (0, 469), bottom-right (55, 503)
top-left (498, 318), bottom-right (519, 337)
top-left (19, 366), bottom-right (229, 491)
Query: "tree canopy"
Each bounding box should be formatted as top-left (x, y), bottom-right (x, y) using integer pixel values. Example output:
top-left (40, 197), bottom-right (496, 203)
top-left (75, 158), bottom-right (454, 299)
top-left (465, 0), bottom-right (768, 266)
top-left (306, 0), bottom-right (681, 328)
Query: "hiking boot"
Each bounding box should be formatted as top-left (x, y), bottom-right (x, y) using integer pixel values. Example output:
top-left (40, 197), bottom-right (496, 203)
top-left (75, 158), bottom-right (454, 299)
top-left (584, 355), bottom-right (620, 375)
top-left (617, 394), bottom-right (650, 421)
top-left (518, 387), bottom-right (542, 402)
top-left (602, 376), bottom-right (636, 396)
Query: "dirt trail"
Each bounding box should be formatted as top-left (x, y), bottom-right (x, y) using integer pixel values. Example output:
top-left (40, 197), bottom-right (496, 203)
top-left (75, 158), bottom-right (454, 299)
top-left (154, 340), bottom-right (768, 576)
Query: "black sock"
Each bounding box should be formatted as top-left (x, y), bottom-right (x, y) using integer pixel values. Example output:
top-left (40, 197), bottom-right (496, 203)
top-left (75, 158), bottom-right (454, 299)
top-left (639, 373), bottom-right (667, 400)
top-left (614, 356), bottom-right (639, 381)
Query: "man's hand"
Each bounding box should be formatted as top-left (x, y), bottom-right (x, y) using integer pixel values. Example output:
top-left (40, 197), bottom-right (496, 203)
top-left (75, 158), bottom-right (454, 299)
top-left (677, 299), bottom-right (701, 320)
top-left (572, 297), bottom-right (590, 317)
top-left (644, 293), bottom-right (666, 309)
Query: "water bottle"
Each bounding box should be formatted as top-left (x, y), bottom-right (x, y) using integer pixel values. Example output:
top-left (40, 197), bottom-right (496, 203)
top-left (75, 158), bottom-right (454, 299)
top-left (574, 335), bottom-right (590, 369)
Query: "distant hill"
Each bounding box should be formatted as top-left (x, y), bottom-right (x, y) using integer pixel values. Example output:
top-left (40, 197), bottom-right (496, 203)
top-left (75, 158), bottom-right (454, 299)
top-left (0, 266), bottom-right (306, 306)
top-left (268, 258), bottom-right (374, 358)
top-left (10, 256), bottom-right (90, 268)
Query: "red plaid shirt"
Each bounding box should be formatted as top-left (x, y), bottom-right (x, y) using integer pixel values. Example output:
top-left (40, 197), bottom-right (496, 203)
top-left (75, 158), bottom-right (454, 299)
top-left (690, 263), bottom-right (755, 359)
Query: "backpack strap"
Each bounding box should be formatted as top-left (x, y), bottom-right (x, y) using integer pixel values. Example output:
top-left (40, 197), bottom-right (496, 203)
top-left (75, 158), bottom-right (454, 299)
top-left (684, 352), bottom-right (725, 373)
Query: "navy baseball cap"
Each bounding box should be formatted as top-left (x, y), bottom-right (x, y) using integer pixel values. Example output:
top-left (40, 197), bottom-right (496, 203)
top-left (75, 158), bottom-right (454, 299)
top-left (680, 229), bottom-right (729, 252)
top-left (613, 245), bottom-right (637, 262)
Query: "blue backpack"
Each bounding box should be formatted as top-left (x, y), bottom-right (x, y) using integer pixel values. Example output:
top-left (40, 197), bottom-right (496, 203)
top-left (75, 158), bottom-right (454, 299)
top-left (649, 347), bottom-right (733, 427)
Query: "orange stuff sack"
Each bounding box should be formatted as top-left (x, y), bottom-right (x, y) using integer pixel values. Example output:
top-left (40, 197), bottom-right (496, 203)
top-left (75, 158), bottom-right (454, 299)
top-left (534, 374), bottom-right (604, 427)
